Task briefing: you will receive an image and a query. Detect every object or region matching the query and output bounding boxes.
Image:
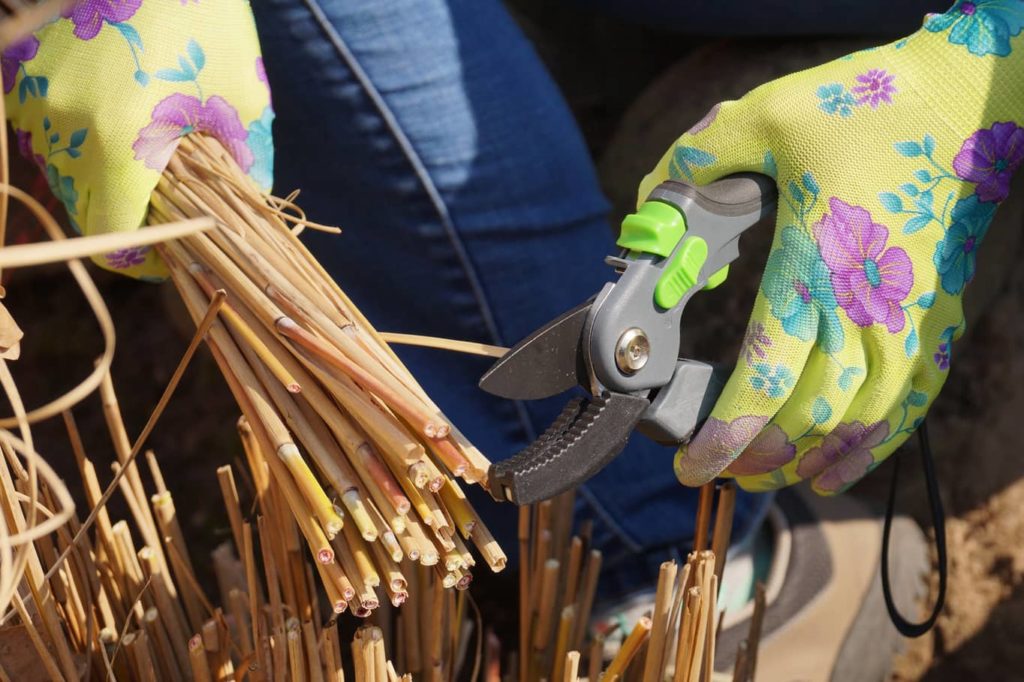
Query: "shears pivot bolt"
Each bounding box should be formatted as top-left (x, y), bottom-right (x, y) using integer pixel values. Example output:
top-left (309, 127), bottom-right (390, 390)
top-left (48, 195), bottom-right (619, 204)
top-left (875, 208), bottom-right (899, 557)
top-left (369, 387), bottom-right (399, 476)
top-left (615, 328), bottom-right (650, 375)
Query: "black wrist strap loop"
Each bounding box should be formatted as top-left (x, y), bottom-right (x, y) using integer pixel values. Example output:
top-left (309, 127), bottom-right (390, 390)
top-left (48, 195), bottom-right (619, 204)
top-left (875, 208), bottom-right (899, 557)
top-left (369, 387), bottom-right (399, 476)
top-left (880, 420), bottom-right (947, 638)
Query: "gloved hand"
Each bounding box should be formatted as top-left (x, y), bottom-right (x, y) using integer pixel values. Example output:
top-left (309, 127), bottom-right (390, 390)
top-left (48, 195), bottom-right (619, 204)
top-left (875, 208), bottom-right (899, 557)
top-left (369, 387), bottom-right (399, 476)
top-left (2, 0), bottom-right (273, 279)
top-left (640, 1), bottom-right (1024, 494)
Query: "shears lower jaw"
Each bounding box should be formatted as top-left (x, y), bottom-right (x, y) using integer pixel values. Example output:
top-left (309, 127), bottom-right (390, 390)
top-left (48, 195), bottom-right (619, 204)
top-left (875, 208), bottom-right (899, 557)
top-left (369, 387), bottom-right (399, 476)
top-left (488, 390), bottom-right (650, 504)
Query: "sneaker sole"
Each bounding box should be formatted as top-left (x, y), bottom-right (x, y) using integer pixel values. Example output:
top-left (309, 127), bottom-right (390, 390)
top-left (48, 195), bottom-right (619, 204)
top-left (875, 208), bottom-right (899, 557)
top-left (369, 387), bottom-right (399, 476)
top-left (715, 487), bottom-right (929, 681)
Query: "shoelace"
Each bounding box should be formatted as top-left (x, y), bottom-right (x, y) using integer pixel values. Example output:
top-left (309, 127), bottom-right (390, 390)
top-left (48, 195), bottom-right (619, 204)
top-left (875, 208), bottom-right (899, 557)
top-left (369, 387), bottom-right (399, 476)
top-left (880, 420), bottom-right (947, 638)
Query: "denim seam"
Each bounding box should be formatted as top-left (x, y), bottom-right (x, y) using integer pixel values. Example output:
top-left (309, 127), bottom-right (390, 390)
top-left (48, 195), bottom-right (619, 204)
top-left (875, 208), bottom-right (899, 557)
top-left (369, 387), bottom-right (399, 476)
top-left (577, 483), bottom-right (643, 553)
top-left (602, 539), bottom-right (685, 574)
top-left (300, 0), bottom-right (538, 443)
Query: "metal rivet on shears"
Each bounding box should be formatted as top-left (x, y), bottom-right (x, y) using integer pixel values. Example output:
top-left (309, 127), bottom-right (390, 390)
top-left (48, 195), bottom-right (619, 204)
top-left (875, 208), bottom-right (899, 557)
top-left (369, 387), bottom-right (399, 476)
top-left (615, 328), bottom-right (649, 375)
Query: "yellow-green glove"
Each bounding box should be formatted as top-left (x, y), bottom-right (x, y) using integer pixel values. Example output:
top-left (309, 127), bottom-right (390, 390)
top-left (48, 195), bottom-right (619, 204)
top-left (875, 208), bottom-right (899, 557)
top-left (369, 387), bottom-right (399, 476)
top-left (640, 1), bottom-right (1024, 494)
top-left (2, 0), bottom-right (273, 279)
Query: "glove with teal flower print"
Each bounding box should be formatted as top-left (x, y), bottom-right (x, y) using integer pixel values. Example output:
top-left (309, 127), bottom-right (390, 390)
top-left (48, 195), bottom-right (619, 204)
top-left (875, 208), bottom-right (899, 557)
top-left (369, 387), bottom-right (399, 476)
top-left (639, 0), bottom-right (1024, 494)
top-left (2, 0), bottom-right (274, 279)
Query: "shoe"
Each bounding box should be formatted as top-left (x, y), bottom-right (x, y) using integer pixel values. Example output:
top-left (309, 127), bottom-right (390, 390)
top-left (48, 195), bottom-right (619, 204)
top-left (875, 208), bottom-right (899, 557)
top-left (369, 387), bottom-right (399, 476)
top-left (592, 486), bottom-right (930, 682)
top-left (715, 486), bottom-right (929, 681)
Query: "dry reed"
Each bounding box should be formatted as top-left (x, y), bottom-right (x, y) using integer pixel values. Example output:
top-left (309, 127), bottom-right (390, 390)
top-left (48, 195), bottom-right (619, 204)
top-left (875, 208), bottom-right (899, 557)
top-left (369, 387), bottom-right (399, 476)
top-left (504, 483), bottom-right (758, 682)
top-left (147, 134), bottom-right (506, 617)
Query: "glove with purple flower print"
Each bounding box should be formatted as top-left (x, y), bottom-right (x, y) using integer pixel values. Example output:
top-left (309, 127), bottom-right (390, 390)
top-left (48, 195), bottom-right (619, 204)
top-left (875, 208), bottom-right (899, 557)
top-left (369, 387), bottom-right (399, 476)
top-left (639, 1), bottom-right (1024, 494)
top-left (2, 0), bottom-right (273, 279)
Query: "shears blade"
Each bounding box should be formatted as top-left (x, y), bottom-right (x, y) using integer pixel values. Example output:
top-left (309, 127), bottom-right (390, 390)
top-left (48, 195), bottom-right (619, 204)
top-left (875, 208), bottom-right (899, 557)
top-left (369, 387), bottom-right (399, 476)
top-left (478, 300), bottom-right (592, 400)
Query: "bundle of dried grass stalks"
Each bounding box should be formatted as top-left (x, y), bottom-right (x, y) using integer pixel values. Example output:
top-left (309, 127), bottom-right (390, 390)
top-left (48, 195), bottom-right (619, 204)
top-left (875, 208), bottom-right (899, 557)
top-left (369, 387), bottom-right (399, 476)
top-left (507, 486), bottom-right (764, 682)
top-left (149, 135), bottom-right (506, 615)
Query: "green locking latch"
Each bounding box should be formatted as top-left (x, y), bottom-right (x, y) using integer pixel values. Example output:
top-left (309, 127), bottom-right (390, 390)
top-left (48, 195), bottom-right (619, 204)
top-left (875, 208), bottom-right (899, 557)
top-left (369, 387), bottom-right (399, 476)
top-left (704, 265), bottom-right (729, 290)
top-left (654, 237), bottom-right (709, 309)
top-left (617, 201), bottom-right (687, 258)
top-left (619, 199), bottom-right (729, 308)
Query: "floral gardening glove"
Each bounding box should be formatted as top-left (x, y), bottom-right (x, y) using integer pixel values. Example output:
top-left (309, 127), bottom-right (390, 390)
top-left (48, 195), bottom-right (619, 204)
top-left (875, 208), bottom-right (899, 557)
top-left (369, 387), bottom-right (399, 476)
top-left (2, 0), bottom-right (273, 279)
top-left (639, 1), bottom-right (1024, 495)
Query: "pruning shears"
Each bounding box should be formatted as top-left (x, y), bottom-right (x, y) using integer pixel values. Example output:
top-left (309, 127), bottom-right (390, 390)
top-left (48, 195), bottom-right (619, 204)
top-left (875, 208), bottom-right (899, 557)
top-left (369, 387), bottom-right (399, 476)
top-left (479, 173), bottom-right (778, 505)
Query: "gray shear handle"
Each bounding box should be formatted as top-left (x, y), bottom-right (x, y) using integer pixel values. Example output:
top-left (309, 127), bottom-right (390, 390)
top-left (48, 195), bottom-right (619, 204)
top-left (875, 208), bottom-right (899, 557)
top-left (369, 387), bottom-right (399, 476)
top-left (655, 172), bottom-right (778, 218)
top-left (631, 173), bottom-right (777, 443)
top-left (648, 172), bottom-right (778, 279)
top-left (589, 172), bottom-right (777, 397)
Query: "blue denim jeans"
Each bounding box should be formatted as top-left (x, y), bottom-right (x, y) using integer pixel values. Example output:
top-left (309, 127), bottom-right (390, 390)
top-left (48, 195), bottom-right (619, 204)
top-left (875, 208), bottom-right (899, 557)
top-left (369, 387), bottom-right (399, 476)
top-left (574, 0), bottom-right (940, 35)
top-left (248, 0), bottom-right (925, 597)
